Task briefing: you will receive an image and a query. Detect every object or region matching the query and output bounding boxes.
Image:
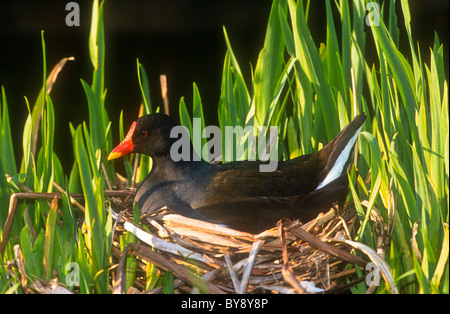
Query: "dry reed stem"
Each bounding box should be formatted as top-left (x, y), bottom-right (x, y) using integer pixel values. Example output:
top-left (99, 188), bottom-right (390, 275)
top-left (109, 202), bottom-right (377, 294)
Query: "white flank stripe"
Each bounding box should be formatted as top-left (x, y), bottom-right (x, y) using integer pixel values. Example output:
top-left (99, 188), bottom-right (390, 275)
top-left (315, 126), bottom-right (362, 190)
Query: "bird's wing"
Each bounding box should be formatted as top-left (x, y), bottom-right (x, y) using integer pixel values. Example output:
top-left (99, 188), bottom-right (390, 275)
top-left (200, 154), bottom-right (322, 198)
top-left (192, 173), bottom-right (349, 233)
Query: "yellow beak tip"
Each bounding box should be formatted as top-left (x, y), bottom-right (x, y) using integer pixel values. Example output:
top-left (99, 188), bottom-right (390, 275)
top-left (107, 152), bottom-right (122, 161)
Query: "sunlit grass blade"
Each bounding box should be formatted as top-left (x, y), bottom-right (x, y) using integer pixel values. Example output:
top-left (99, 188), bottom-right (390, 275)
top-left (74, 228), bottom-right (92, 293)
top-left (81, 80), bottom-right (104, 151)
top-left (369, 3), bottom-right (419, 147)
top-left (163, 271), bottom-right (175, 294)
top-left (117, 111), bottom-right (134, 181)
top-left (19, 225), bottom-right (45, 280)
top-left (431, 224), bottom-right (448, 292)
top-left (263, 57), bottom-right (295, 129)
top-left (0, 87), bottom-right (17, 175)
top-left (356, 171), bottom-right (381, 246)
top-left (324, 0), bottom-right (344, 97)
top-left (287, 0), bottom-right (338, 139)
top-left (73, 124), bottom-right (110, 293)
top-left (137, 59), bottom-right (152, 115)
top-left (192, 83), bottom-right (206, 160)
top-left (253, 0), bottom-right (286, 126)
top-left (43, 197), bottom-right (58, 280)
top-left (223, 26), bottom-right (251, 123)
top-left (348, 172), bottom-right (372, 246)
top-left (37, 94), bottom-right (55, 193)
top-left (338, 0), bottom-right (351, 93)
top-left (86, 0), bottom-right (111, 156)
top-left (135, 61), bottom-right (153, 183)
top-left (119, 207), bottom-right (140, 291)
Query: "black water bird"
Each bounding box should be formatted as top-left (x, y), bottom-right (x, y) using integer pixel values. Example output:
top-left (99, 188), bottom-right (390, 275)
top-left (108, 113), bottom-right (366, 233)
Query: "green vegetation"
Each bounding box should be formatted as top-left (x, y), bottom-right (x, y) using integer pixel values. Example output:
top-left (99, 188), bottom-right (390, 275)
top-left (0, 0), bottom-right (448, 294)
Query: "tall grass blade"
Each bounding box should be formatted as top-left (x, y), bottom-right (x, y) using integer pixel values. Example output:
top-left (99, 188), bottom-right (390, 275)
top-left (253, 0), bottom-right (286, 126)
top-left (0, 87), bottom-right (17, 175)
top-left (73, 125), bottom-right (109, 293)
top-left (43, 197), bottom-right (58, 280)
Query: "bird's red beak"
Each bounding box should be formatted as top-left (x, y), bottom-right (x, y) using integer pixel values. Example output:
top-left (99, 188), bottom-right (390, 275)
top-left (108, 121), bottom-right (137, 160)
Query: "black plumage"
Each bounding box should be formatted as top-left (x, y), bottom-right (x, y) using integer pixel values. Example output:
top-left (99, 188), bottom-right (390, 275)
top-left (109, 113), bottom-right (366, 233)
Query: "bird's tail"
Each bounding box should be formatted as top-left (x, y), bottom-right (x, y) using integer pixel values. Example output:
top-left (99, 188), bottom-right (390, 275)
top-left (315, 113), bottom-right (366, 190)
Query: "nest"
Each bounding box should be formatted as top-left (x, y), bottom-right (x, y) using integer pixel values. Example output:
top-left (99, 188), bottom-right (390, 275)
top-left (110, 198), bottom-right (374, 294)
top-left (4, 182), bottom-right (396, 294)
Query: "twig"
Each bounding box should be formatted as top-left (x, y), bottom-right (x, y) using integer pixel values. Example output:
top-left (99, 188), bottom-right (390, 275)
top-left (131, 154), bottom-right (140, 189)
top-left (116, 243), bottom-right (225, 294)
top-left (0, 195), bottom-right (19, 257)
top-left (52, 181), bottom-right (85, 212)
top-left (0, 189), bottom-right (134, 257)
top-left (2, 190), bottom-right (133, 201)
top-left (258, 285), bottom-right (296, 294)
top-left (330, 238), bottom-right (398, 294)
top-left (31, 57), bottom-right (75, 159)
top-left (162, 214), bottom-right (255, 243)
top-left (101, 163), bottom-right (113, 190)
top-left (46, 57), bottom-right (75, 94)
top-left (144, 279), bottom-right (185, 294)
top-left (286, 221), bottom-right (367, 267)
top-left (14, 244), bottom-right (28, 294)
top-left (113, 244), bottom-right (129, 294)
top-left (280, 223), bottom-right (305, 294)
top-left (238, 240), bottom-right (264, 294)
top-left (29, 279), bottom-right (73, 294)
top-left (160, 74), bottom-right (169, 115)
top-left (110, 209), bottom-right (215, 266)
top-left (225, 254), bottom-right (241, 293)
top-left (5, 173), bottom-right (33, 193)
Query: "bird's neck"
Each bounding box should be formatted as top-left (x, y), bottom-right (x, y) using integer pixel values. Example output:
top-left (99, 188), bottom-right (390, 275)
top-left (151, 154), bottom-right (212, 178)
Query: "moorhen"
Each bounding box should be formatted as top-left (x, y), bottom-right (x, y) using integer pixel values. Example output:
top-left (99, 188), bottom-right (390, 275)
top-left (108, 113), bottom-right (366, 233)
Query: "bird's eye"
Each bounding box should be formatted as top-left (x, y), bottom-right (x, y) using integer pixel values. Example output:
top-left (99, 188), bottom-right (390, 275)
top-left (142, 130), bottom-right (149, 137)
